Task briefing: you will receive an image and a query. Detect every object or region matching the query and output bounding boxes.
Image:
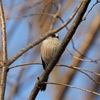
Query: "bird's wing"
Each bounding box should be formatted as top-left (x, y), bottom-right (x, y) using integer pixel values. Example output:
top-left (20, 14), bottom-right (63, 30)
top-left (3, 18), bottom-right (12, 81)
top-left (41, 56), bottom-right (46, 70)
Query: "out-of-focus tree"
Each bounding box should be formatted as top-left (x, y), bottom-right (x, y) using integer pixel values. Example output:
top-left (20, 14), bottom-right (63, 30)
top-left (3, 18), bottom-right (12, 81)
top-left (0, 0), bottom-right (100, 100)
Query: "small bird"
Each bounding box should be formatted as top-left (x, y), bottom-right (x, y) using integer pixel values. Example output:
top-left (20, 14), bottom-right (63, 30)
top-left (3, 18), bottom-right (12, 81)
top-left (41, 33), bottom-right (61, 91)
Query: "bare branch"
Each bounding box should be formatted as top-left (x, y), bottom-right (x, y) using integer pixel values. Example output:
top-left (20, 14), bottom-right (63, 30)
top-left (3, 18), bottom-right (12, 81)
top-left (9, 62), bottom-right (100, 85)
top-left (48, 1), bottom-right (60, 30)
top-left (54, 12), bottom-right (100, 100)
top-left (28, 1), bottom-right (91, 99)
top-left (83, 0), bottom-right (99, 20)
top-left (9, 62), bottom-right (41, 69)
top-left (44, 82), bottom-right (100, 96)
top-left (0, 0), bottom-right (8, 100)
top-left (6, 13), bottom-right (53, 20)
top-left (66, 48), bottom-right (98, 63)
top-left (8, 0), bottom-right (83, 66)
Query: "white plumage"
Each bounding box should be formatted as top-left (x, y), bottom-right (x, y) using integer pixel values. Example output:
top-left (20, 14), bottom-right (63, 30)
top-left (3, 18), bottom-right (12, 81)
top-left (40, 34), bottom-right (61, 91)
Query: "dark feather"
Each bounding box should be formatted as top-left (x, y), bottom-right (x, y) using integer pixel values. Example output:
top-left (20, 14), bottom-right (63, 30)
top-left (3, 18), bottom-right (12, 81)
top-left (41, 56), bottom-right (46, 70)
top-left (40, 76), bottom-right (48, 91)
top-left (41, 56), bottom-right (49, 91)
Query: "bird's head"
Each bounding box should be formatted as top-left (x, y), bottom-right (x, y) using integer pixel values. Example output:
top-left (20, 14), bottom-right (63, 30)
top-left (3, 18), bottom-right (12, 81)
top-left (50, 33), bottom-right (59, 39)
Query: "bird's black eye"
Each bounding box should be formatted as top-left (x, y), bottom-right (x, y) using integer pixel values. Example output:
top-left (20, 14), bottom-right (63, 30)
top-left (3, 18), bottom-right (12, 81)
top-left (55, 34), bottom-right (59, 39)
top-left (51, 34), bottom-right (59, 39)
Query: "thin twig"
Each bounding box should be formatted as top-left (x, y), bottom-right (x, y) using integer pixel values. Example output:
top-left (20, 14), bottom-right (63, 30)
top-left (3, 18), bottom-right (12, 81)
top-left (6, 13), bottom-right (53, 20)
top-left (9, 62), bottom-right (100, 78)
top-left (83, 0), bottom-right (99, 21)
top-left (9, 62), bottom-right (41, 69)
top-left (39, 0), bottom-right (55, 22)
top-left (9, 62), bottom-right (100, 85)
top-left (44, 82), bottom-right (100, 96)
top-left (48, 1), bottom-right (60, 31)
top-left (62, 65), bottom-right (100, 77)
top-left (57, 16), bottom-right (97, 63)
top-left (71, 39), bottom-right (96, 62)
top-left (69, 66), bottom-right (100, 85)
top-left (66, 48), bottom-right (98, 63)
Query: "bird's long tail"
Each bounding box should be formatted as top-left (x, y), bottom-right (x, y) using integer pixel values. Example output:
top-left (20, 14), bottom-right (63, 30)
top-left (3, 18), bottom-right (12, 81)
top-left (41, 76), bottom-right (49, 91)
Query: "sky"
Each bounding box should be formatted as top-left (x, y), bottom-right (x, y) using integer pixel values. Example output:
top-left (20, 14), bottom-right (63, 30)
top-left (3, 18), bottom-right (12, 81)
top-left (1, 0), bottom-right (100, 100)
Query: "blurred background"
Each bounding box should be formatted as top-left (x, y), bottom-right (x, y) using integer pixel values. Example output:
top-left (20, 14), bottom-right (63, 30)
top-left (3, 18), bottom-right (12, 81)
top-left (0, 0), bottom-right (100, 100)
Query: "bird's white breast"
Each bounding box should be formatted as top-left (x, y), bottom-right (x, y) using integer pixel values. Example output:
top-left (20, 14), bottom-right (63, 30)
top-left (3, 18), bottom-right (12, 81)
top-left (41, 37), bottom-right (61, 65)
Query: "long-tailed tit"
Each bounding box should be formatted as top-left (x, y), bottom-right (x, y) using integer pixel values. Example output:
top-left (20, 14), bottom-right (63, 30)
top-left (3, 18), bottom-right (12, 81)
top-left (41, 33), bottom-right (61, 91)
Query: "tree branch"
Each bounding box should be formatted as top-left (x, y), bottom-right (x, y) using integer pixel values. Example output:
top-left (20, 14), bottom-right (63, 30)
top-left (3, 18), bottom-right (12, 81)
top-left (28, 0), bottom-right (91, 99)
top-left (0, 0), bottom-right (8, 100)
top-left (44, 82), bottom-right (100, 96)
top-left (55, 8), bottom-right (100, 100)
top-left (7, 0), bottom-right (83, 67)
